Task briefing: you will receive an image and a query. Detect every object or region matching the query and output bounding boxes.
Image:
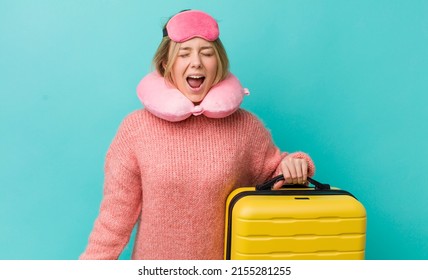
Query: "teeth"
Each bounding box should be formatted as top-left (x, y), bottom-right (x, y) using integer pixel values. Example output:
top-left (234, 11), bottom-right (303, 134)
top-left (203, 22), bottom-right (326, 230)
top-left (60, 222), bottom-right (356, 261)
top-left (188, 75), bottom-right (204, 79)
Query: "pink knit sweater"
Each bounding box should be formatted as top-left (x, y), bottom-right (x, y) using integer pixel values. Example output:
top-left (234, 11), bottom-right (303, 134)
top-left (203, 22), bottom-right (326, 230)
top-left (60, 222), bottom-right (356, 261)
top-left (80, 109), bottom-right (315, 259)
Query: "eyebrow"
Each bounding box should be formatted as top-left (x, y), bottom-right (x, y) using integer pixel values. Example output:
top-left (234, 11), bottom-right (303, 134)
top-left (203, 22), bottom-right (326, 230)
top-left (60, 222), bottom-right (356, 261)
top-left (178, 46), bottom-right (214, 51)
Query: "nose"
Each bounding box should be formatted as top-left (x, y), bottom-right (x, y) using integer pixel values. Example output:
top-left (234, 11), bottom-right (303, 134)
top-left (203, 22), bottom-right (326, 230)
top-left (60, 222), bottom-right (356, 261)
top-left (190, 53), bottom-right (202, 68)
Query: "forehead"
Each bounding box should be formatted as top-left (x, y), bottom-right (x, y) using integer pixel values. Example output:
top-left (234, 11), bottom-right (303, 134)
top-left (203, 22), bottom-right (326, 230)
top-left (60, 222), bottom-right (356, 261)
top-left (179, 37), bottom-right (213, 49)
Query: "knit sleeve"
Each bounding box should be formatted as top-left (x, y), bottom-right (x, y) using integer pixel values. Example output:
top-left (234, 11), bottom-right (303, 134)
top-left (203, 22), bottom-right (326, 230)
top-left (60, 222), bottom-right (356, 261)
top-left (80, 114), bottom-right (142, 260)
top-left (244, 114), bottom-right (283, 185)
top-left (245, 113), bottom-right (315, 185)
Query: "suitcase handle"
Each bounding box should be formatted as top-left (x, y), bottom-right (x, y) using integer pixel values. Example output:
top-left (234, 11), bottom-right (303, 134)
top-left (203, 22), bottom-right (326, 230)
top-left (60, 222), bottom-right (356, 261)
top-left (256, 175), bottom-right (331, 191)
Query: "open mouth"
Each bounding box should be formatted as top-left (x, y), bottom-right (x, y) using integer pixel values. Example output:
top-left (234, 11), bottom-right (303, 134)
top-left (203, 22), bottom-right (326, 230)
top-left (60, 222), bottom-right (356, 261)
top-left (186, 75), bottom-right (205, 89)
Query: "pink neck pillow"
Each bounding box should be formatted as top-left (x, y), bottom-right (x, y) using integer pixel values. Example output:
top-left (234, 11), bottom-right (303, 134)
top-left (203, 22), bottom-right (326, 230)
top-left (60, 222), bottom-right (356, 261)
top-left (137, 72), bottom-right (249, 122)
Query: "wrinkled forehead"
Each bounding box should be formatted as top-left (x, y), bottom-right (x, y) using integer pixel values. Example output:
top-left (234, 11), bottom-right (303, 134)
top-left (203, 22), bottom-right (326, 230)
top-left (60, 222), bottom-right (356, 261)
top-left (178, 37), bottom-right (214, 50)
top-left (163, 10), bottom-right (219, 43)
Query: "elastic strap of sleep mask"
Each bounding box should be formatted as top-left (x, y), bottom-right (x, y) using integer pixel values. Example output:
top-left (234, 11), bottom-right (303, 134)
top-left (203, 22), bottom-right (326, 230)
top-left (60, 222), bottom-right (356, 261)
top-left (163, 9), bottom-right (190, 38)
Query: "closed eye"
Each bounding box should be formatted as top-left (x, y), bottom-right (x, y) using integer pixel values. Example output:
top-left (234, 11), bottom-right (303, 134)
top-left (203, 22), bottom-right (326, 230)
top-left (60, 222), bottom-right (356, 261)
top-left (178, 53), bottom-right (190, 58)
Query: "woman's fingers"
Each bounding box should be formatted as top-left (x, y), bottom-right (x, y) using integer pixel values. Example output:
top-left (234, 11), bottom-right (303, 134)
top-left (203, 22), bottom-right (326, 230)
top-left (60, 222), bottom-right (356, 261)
top-left (280, 157), bottom-right (308, 185)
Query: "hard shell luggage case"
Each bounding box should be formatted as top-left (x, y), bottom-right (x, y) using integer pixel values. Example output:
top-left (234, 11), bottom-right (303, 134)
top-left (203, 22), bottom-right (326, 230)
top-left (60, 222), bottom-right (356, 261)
top-left (224, 176), bottom-right (366, 260)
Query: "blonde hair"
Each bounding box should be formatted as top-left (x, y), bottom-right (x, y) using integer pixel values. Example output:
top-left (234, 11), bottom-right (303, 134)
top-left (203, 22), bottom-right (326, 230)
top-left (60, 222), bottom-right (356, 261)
top-left (152, 36), bottom-right (230, 86)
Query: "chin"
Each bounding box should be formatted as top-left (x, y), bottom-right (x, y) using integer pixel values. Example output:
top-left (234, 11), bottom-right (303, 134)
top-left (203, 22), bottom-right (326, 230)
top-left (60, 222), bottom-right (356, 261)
top-left (189, 97), bottom-right (205, 104)
top-left (185, 92), bottom-right (208, 104)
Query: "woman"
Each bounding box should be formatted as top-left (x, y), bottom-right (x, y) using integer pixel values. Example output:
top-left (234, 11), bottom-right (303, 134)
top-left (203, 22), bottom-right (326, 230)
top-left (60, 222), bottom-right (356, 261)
top-left (80, 9), bottom-right (315, 260)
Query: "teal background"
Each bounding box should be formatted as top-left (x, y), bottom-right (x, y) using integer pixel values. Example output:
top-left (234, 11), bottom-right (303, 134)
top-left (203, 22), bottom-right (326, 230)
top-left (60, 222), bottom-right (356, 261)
top-left (1, 0), bottom-right (427, 260)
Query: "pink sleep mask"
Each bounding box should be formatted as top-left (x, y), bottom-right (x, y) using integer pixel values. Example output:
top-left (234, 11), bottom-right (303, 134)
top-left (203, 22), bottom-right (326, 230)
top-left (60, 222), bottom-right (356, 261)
top-left (163, 10), bottom-right (219, 42)
top-left (137, 72), bottom-right (249, 122)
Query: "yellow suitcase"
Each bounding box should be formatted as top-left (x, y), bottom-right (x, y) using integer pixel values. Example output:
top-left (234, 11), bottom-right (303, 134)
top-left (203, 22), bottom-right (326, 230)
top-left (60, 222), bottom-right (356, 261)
top-left (224, 176), bottom-right (366, 260)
